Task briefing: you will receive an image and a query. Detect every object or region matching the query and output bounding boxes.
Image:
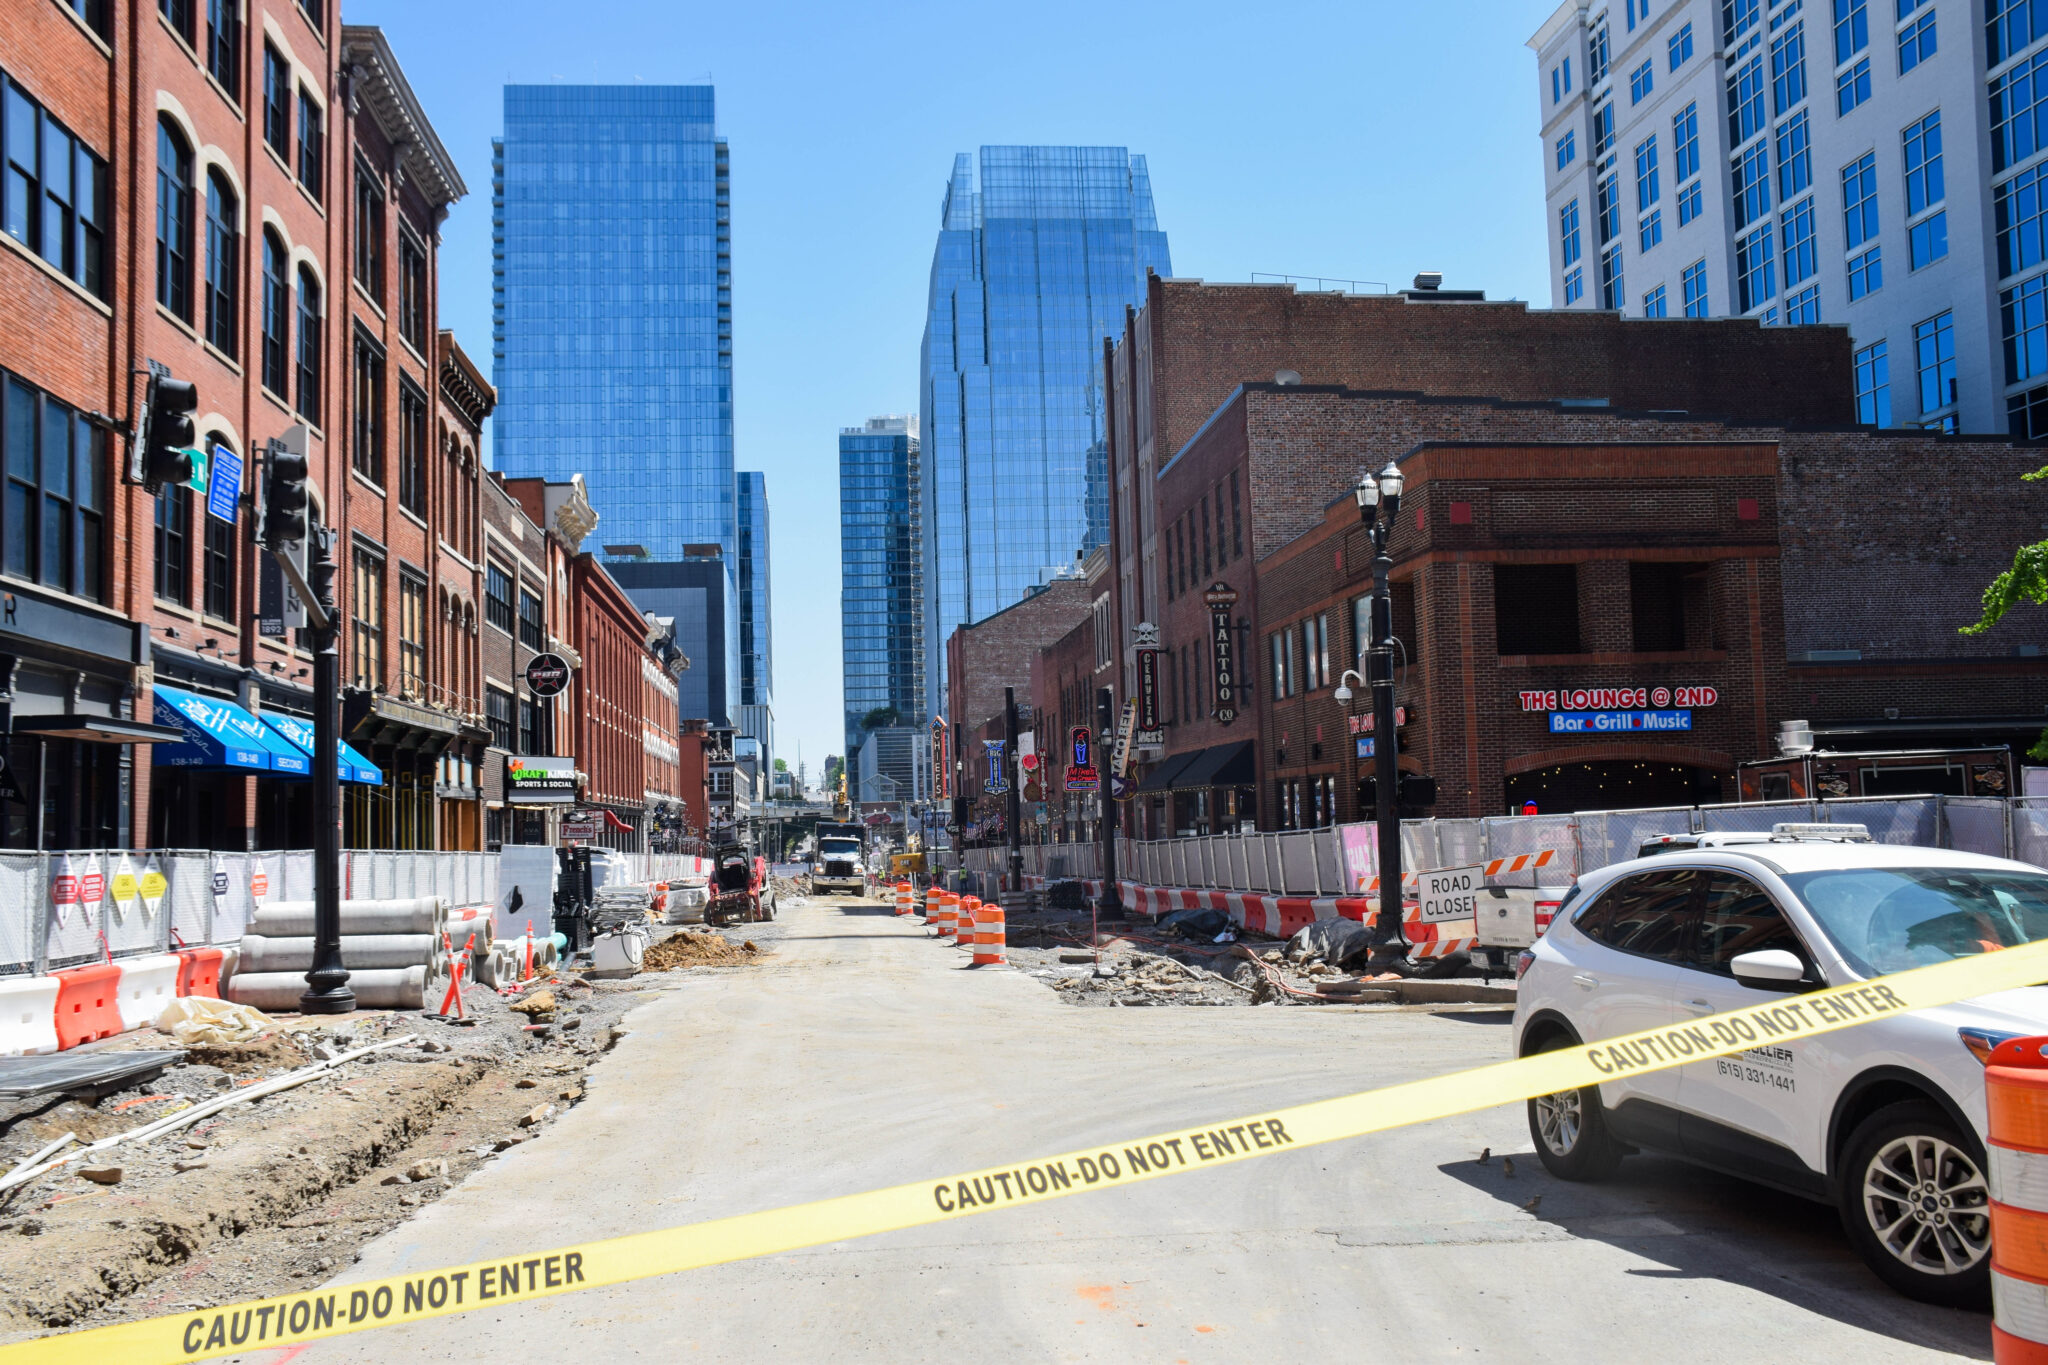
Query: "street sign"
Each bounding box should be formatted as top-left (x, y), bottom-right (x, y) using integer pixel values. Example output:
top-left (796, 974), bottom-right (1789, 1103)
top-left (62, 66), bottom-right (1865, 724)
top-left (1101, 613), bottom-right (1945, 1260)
top-left (1417, 866), bottom-right (1483, 926)
top-left (206, 443), bottom-right (242, 524)
top-left (525, 653), bottom-right (571, 698)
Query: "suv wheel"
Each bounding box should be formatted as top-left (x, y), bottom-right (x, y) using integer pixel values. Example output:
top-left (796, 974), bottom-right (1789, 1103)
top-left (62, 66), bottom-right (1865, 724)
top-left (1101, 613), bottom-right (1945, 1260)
top-left (1525, 1033), bottom-right (1625, 1182)
top-left (1837, 1101), bottom-right (1991, 1308)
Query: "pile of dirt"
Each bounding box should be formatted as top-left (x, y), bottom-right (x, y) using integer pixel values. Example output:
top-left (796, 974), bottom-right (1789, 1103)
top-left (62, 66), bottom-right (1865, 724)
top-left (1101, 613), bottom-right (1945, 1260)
top-left (642, 932), bottom-right (763, 971)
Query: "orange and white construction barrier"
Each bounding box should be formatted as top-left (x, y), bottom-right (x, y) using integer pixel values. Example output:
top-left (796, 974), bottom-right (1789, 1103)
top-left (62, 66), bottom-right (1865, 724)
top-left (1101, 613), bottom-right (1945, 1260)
top-left (923, 886), bottom-right (940, 923)
top-left (971, 902), bottom-right (1006, 966)
top-left (955, 896), bottom-right (980, 948)
top-left (895, 881), bottom-right (913, 917)
top-left (931, 892), bottom-right (956, 939)
top-left (1481, 849), bottom-right (1557, 878)
top-left (1988, 1036), bottom-right (2048, 1361)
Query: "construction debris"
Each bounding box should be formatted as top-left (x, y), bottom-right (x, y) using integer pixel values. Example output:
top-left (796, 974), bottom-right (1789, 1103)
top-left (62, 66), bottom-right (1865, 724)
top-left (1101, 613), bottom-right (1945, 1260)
top-left (640, 931), bottom-right (763, 971)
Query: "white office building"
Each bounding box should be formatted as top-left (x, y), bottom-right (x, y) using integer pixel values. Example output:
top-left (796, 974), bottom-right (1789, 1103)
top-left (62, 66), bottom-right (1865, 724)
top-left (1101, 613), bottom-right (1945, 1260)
top-left (1529, 0), bottom-right (2048, 434)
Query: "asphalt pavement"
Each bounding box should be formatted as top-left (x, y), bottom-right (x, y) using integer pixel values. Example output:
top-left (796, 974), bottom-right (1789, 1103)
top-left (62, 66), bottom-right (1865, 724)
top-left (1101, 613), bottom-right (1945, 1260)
top-left (288, 893), bottom-right (1993, 1363)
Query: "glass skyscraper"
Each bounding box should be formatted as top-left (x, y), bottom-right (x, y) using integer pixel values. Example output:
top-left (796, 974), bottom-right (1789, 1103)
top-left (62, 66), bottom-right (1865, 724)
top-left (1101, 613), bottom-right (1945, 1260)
top-left (736, 471), bottom-right (771, 708)
top-left (839, 415), bottom-right (921, 760)
top-left (920, 147), bottom-right (1170, 717)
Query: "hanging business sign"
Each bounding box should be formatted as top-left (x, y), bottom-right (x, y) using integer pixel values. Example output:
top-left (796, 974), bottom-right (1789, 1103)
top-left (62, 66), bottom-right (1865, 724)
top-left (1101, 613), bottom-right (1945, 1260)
top-left (1204, 583), bottom-right (1240, 725)
top-left (507, 755), bottom-right (579, 805)
top-left (984, 740), bottom-right (1008, 795)
top-left (1019, 730), bottom-right (1038, 772)
top-left (1134, 622), bottom-right (1164, 745)
top-left (1349, 707), bottom-right (1409, 735)
top-left (525, 653), bottom-right (571, 698)
top-left (1108, 698), bottom-right (1138, 779)
top-left (1519, 685), bottom-right (1715, 735)
top-left (1066, 725), bottom-right (1098, 790)
top-left (930, 719), bottom-right (950, 800)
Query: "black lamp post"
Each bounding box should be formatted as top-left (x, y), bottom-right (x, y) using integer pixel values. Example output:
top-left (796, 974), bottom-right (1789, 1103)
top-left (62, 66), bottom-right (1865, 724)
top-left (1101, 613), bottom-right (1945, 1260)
top-left (1334, 461), bottom-right (1407, 966)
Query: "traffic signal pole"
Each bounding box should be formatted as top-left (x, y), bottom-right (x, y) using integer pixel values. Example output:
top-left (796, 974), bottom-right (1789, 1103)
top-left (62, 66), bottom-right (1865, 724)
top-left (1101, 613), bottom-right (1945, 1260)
top-left (1004, 687), bottom-right (1023, 896)
top-left (300, 525), bottom-right (352, 1013)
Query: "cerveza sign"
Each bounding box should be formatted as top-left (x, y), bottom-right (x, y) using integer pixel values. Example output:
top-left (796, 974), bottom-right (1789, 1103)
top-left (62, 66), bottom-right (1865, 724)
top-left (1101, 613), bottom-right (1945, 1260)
top-left (1548, 710), bottom-right (1694, 734)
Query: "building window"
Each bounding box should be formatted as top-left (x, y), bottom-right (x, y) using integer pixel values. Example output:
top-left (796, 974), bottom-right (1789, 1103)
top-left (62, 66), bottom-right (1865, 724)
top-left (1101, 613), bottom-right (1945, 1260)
top-left (1834, 0), bottom-right (1869, 62)
top-left (296, 266), bottom-right (321, 424)
top-left (398, 231), bottom-right (426, 350)
top-left (61, 0), bottom-right (111, 38)
top-left (1559, 199), bottom-right (1582, 267)
top-left (1903, 111), bottom-right (1944, 215)
top-left (1495, 564), bottom-right (1580, 655)
top-left (154, 483), bottom-right (191, 605)
top-left (1596, 174), bottom-right (1620, 243)
top-left (1677, 179), bottom-right (1703, 225)
top-left (1914, 311), bottom-right (1958, 417)
top-left (1854, 339), bottom-right (1893, 425)
top-left (1682, 259), bottom-right (1709, 315)
top-left (398, 381), bottom-right (426, 514)
top-left (1848, 246), bottom-right (1883, 298)
top-left (204, 171), bottom-right (237, 357)
top-left (2, 374), bottom-right (105, 602)
top-left (1670, 21), bottom-right (1694, 69)
top-left (2005, 277), bottom-right (2048, 384)
top-left (518, 588), bottom-right (544, 650)
top-left (1994, 50), bottom-right (2048, 173)
top-left (2010, 385), bottom-right (2048, 440)
top-left (350, 547), bottom-right (384, 690)
top-left (1269, 631), bottom-right (1290, 699)
top-left (1593, 99), bottom-right (1616, 158)
top-left (1726, 0), bottom-right (1761, 43)
top-left (261, 230), bottom-right (289, 395)
top-left (1630, 59), bottom-right (1654, 105)
top-left (352, 335), bottom-right (383, 484)
top-left (1564, 266), bottom-right (1584, 304)
top-left (1644, 283), bottom-right (1669, 317)
top-left (519, 697), bottom-right (542, 756)
top-left (1729, 56), bottom-right (1767, 146)
top-left (1589, 20), bottom-right (1611, 83)
top-left (160, 0), bottom-right (195, 43)
top-left (1199, 492), bottom-right (1212, 576)
top-left (1630, 561), bottom-right (1705, 652)
top-left (1837, 57), bottom-right (1872, 114)
top-left (1776, 111), bottom-right (1812, 198)
top-left (399, 571), bottom-right (426, 698)
top-left (1909, 211), bottom-right (1948, 268)
top-left (1556, 130), bottom-right (1576, 170)
top-left (1782, 197), bottom-right (1817, 285)
top-left (1672, 103), bottom-right (1700, 180)
top-left (3, 79), bottom-right (111, 301)
top-left (486, 687), bottom-right (514, 751)
top-left (1302, 614), bottom-right (1327, 691)
top-left (1898, 10), bottom-right (1936, 72)
top-left (1599, 244), bottom-right (1625, 308)
top-left (202, 436), bottom-right (234, 620)
top-left (206, 0), bottom-right (240, 100)
top-left (1640, 209), bottom-right (1663, 252)
top-left (1635, 136), bottom-right (1660, 211)
top-left (1551, 57), bottom-right (1573, 105)
top-left (1990, 0), bottom-right (2048, 66)
top-left (155, 117), bottom-right (193, 322)
top-left (263, 45), bottom-right (291, 161)
top-left (1843, 152), bottom-right (1880, 246)
top-left (354, 167), bottom-right (383, 297)
top-left (296, 86), bottom-right (322, 201)
top-left (1737, 225), bottom-right (1776, 310)
top-left (1997, 163), bottom-right (2048, 279)
top-left (1771, 22), bottom-right (1808, 115)
top-left (299, 0), bottom-right (325, 35)
top-left (485, 563), bottom-right (513, 633)
top-left (1784, 284), bottom-right (1822, 324)
top-left (1733, 141), bottom-right (1771, 228)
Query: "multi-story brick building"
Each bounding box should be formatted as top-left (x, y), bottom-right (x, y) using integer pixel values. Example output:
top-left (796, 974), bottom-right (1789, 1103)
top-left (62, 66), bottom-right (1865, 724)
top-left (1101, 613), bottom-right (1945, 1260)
top-left (941, 574), bottom-right (1091, 805)
top-left (481, 471), bottom-right (556, 849)
top-left (1025, 547), bottom-right (1115, 845)
top-left (569, 552), bottom-right (683, 852)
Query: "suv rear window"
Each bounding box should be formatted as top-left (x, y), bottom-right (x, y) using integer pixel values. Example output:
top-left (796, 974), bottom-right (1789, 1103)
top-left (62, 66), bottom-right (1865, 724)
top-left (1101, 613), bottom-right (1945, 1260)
top-left (1575, 869), bottom-right (1701, 961)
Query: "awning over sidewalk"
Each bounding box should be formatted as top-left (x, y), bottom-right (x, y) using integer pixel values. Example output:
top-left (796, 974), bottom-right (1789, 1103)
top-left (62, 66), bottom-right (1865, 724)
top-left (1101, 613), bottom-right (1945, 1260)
top-left (263, 713), bottom-right (385, 786)
top-left (151, 684), bottom-right (312, 776)
top-left (1171, 740), bottom-right (1255, 791)
top-left (1135, 749), bottom-right (1199, 794)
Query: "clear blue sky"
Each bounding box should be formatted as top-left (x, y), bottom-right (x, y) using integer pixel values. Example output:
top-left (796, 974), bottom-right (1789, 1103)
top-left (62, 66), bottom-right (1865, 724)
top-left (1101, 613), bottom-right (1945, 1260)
top-left (345, 0), bottom-right (1555, 782)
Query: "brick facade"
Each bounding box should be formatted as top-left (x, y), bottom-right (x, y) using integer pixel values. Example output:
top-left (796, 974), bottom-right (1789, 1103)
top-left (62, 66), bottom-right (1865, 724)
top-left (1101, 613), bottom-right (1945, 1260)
top-left (943, 577), bottom-right (1091, 739)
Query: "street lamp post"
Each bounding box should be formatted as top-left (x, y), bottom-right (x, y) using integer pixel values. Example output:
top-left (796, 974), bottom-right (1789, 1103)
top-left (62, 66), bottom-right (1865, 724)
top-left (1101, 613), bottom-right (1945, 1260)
top-left (1334, 461), bottom-right (1407, 967)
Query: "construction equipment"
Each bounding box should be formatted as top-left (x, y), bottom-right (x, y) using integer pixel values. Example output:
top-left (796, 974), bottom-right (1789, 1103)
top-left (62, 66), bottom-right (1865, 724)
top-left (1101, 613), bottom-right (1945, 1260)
top-left (708, 844), bottom-right (770, 926)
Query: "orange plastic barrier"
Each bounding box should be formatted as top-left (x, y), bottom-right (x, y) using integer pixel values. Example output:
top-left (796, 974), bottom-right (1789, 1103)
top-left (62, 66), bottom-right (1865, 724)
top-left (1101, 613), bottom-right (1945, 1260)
top-left (175, 946), bottom-right (225, 999)
top-left (1986, 1036), bottom-right (2048, 1362)
top-left (971, 902), bottom-right (1006, 967)
top-left (895, 881), bottom-right (913, 917)
top-left (955, 896), bottom-right (980, 948)
top-left (52, 961), bottom-right (124, 1049)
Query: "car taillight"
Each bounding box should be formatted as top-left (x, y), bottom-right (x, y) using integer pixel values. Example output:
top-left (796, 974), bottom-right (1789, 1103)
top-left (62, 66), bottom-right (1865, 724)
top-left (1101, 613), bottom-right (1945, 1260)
top-left (1515, 949), bottom-right (1537, 981)
top-left (1534, 901), bottom-right (1560, 937)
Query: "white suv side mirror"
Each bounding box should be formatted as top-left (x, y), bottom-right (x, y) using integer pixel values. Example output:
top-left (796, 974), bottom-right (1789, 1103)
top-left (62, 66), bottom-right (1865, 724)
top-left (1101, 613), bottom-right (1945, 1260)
top-left (1730, 948), bottom-right (1808, 989)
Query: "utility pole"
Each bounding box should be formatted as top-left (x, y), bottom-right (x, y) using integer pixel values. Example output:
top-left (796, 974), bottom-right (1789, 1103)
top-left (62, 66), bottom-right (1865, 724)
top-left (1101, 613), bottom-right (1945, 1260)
top-left (1095, 686), bottom-right (1120, 914)
top-left (1004, 686), bottom-right (1023, 895)
top-left (1359, 462), bottom-right (1408, 968)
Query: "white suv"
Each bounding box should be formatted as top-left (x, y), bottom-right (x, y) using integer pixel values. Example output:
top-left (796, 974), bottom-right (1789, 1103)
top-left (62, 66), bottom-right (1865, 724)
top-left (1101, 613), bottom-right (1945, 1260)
top-left (1515, 833), bottom-right (2048, 1307)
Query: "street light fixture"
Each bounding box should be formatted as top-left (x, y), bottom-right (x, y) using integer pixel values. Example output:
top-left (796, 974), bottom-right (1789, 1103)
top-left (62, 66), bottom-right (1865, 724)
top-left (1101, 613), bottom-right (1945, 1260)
top-left (1354, 461), bottom-right (1408, 969)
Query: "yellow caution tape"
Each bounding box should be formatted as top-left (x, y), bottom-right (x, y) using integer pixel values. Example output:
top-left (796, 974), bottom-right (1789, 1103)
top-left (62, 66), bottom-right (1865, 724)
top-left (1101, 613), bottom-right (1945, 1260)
top-left (11, 939), bottom-right (2048, 1363)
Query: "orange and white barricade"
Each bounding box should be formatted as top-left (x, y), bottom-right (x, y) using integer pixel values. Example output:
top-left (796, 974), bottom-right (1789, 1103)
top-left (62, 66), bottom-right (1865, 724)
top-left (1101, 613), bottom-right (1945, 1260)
top-left (923, 886), bottom-right (941, 923)
top-left (931, 892), bottom-right (956, 939)
top-left (1990, 1036), bottom-right (2048, 1361)
top-left (955, 896), bottom-right (980, 947)
top-left (971, 902), bottom-right (1006, 966)
top-left (895, 881), bottom-right (913, 917)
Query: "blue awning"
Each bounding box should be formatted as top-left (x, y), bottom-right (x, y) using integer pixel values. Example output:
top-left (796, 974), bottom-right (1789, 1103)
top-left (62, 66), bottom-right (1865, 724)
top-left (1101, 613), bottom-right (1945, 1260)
top-left (263, 713), bottom-right (384, 786)
top-left (151, 685), bottom-right (312, 776)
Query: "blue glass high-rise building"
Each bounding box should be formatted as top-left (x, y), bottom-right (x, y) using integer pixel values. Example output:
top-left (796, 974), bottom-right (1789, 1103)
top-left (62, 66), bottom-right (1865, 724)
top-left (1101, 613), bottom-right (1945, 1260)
top-left (736, 471), bottom-right (771, 708)
top-left (920, 147), bottom-right (1170, 717)
top-left (839, 416), bottom-right (921, 760)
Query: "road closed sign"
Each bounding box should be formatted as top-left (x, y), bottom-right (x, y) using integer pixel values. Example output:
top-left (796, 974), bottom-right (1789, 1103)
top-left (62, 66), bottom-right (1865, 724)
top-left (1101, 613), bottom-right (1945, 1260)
top-left (1417, 866), bottom-right (1482, 926)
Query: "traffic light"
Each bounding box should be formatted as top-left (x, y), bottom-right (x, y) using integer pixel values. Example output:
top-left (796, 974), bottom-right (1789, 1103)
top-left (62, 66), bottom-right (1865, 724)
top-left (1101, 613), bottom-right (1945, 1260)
top-left (263, 447), bottom-right (310, 550)
top-left (136, 372), bottom-right (198, 492)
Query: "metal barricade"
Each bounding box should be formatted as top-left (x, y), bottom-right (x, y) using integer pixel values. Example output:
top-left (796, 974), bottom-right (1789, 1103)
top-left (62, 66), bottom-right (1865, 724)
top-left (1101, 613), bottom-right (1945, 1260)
top-left (1943, 796), bottom-right (2011, 858)
top-left (0, 852), bottom-right (41, 974)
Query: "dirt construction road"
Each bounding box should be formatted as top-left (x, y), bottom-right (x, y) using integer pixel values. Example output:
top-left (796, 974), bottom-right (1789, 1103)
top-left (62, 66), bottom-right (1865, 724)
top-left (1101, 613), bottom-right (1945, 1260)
top-left (288, 894), bottom-right (1990, 1363)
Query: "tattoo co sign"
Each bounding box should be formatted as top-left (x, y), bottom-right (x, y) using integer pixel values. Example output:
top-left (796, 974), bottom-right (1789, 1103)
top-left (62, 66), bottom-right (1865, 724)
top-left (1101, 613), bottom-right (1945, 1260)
top-left (1204, 583), bottom-right (1239, 725)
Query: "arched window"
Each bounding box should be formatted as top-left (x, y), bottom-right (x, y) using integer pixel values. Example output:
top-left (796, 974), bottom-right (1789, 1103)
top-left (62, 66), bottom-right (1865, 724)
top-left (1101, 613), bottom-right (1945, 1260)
top-left (204, 170), bottom-right (238, 356)
top-left (295, 264), bottom-right (321, 424)
top-left (261, 230), bottom-right (289, 395)
top-left (201, 431), bottom-right (236, 619)
top-left (155, 118), bottom-right (194, 321)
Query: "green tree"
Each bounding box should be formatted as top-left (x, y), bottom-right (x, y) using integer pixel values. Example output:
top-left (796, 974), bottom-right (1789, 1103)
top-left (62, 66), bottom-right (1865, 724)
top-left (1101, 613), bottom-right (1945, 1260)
top-left (773, 757), bottom-right (788, 773)
top-left (861, 706), bottom-right (900, 731)
top-left (1963, 462), bottom-right (2048, 757)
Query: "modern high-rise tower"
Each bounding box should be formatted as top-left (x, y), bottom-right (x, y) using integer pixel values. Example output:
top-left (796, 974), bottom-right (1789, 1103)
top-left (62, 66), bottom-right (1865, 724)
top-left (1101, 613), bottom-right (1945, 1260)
top-left (736, 470), bottom-right (773, 784)
top-left (920, 147), bottom-right (1171, 717)
top-left (493, 84), bottom-right (739, 720)
top-left (839, 415), bottom-right (921, 761)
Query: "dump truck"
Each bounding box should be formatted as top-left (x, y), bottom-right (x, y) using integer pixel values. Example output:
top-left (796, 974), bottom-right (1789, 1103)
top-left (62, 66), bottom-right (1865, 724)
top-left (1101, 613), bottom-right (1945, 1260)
top-left (809, 821), bottom-right (867, 895)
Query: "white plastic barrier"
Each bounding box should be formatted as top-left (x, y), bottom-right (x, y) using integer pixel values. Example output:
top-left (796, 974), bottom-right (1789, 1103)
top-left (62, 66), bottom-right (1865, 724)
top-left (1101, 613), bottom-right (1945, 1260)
top-left (113, 953), bottom-right (182, 1033)
top-left (0, 975), bottom-right (60, 1055)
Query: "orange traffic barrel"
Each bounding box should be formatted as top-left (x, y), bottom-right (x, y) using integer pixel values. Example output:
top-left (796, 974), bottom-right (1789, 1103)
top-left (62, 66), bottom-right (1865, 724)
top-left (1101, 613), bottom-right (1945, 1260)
top-left (1987, 1036), bottom-right (2048, 1361)
top-left (972, 902), bottom-right (1007, 967)
top-left (932, 892), bottom-right (957, 939)
top-left (956, 896), bottom-right (980, 947)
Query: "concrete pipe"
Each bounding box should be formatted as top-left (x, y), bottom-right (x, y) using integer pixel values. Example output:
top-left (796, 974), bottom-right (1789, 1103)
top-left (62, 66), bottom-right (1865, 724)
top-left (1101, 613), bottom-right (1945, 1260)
top-left (443, 906), bottom-right (496, 952)
top-left (249, 897), bottom-right (448, 937)
top-left (238, 934), bottom-right (441, 973)
top-left (225, 965), bottom-right (429, 1011)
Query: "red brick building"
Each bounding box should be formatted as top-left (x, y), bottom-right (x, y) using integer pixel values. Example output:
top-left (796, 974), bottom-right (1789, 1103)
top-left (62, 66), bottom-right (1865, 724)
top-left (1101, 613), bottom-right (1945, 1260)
top-left (568, 553), bottom-right (683, 851)
top-left (481, 471), bottom-right (557, 849)
top-left (943, 576), bottom-right (1091, 743)
top-left (1025, 548), bottom-right (1113, 844)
